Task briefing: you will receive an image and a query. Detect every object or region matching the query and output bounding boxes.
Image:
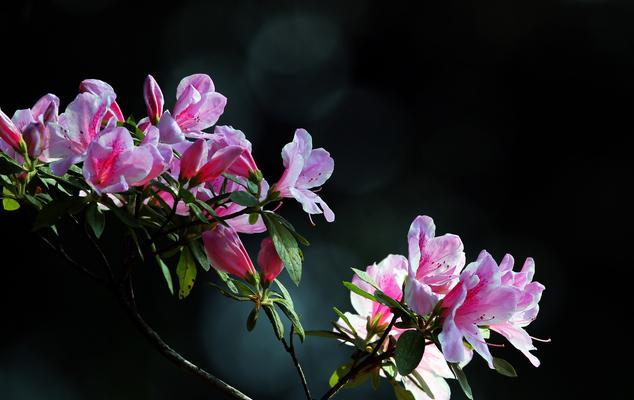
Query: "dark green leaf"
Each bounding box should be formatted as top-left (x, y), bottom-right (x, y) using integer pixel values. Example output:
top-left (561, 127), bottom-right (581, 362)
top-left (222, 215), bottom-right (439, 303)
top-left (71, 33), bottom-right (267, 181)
top-left (230, 190), bottom-right (259, 207)
top-left (246, 307), bottom-right (259, 331)
top-left (248, 213), bottom-right (259, 225)
top-left (395, 330), bottom-right (426, 376)
top-left (332, 307), bottom-right (357, 336)
top-left (208, 282), bottom-right (250, 301)
top-left (492, 357), bottom-right (518, 378)
top-left (410, 370), bottom-right (435, 399)
top-left (305, 330), bottom-right (348, 340)
top-left (343, 281), bottom-right (377, 302)
top-left (264, 304), bottom-right (285, 340)
top-left (273, 279), bottom-right (294, 307)
top-left (275, 298), bottom-right (305, 341)
top-left (273, 213), bottom-right (310, 246)
top-left (0, 157), bottom-right (24, 174)
top-left (449, 363), bottom-right (473, 400)
top-left (188, 240), bottom-right (210, 272)
top-left (246, 180), bottom-right (259, 195)
top-left (374, 290), bottom-right (407, 313)
top-left (176, 247), bottom-right (197, 299)
top-left (263, 212), bottom-right (302, 285)
top-left (351, 267), bottom-right (379, 289)
top-left (214, 269), bottom-right (239, 293)
top-left (33, 196), bottom-right (87, 230)
top-left (86, 203), bottom-right (105, 238)
top-left (155, 255), bottom-right (174, 295)
top-left (392, 383), bottom-right (416, 400)
top-left (188, 203), bottom-right (208, 223)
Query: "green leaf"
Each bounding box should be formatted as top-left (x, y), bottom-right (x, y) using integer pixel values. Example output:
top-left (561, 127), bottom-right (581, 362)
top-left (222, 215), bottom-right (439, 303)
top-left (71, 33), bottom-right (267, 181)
top-left (248, 213), bottom-right (259, 225)
top-left (246, 307), bottom-right (259, 331)
top-left (329, 363), bottom-right (351, 388)
top-left (374, 290), bottom-right (407, 313)
top-left (208, 282), bottom-right (250, 301)
top-left (332, 307), bottom-right (357, 336)
top-left (305, 330), bottom-right (348, 340)
top-left (86, 203), bottom-right (105, 238)
top-left (188, 203), bottom-right (208, 223)
top-left (230, 191), bottom-right (259, 207)
top-left (351, 267), bottom-right (379, 289)
top-left (264, 304), bottom-right (285, 340)
top-left (492, 357), bottom-right (518, 378)
top-left (262, 212), bottom-right (302, 285)
top-left (33, 196), bottom-right (87, 230)
top-left (449, 363), bottom-right (473, 400)
top-left (273, 213), bottom-right (310, 246)
top-left (214, 269), bottom-right (239, 294)
top-left (410, 370), bottom-right (435, 399)
top-left (188, 240), bottom-right (210, 272)
top-left (0, 156), bottom-right (24, 174)
top-left (246, 179), bottom-right (259, 195)
top-left (392, 383), bottom-right (416, 400)
top-left (273, 279), bottom-right (294, 308)
top-left (2, 187), bottom-right (19, 211)
top-left (155, 255), bottom-right (174, 295)
top-left (176, 247), bottom-right (197, 299)
top-left (275, 298), bottom-right (305, 341)
top-left (395, 330), bottom-right (426, 376)
top-left (382, 362), bottom-right (397, 379)
top-left (343, 281), bottom-right (378, 302)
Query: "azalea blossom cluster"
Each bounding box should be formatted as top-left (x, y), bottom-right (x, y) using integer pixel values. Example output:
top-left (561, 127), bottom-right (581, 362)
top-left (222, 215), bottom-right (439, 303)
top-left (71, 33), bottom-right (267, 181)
top-left (0, 73), bottom-right (333, 297)
top-left (0, 73), bottom-right (547, 400)
top-left (331, 215), bottom-right (545, 400)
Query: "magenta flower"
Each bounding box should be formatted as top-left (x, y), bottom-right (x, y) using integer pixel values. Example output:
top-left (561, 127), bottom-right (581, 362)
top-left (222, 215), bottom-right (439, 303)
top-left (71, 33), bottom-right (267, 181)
top-left (404, 215), bottom-right (465, 316)
top-left (274, 129), bottom-right (334, 222)
top-left (202, 224), bottom-right (256, 279)
top-left (48, 92), bottom-right (112, 175)
top-left (438, 251), bottom-right (521, 368)
top-left (489, 254), bottom-right (545, 367)
top-left (0, 94), bottom-right (59, 157)
top-left (177, 139), bottom-right (245, 184)
top-left (257, 237), bottom-right (284, 283)
top-left (349, 254), bottom-right (408, 329)
top-left (79, 79), bottom-right (124, 123)
top-left (82, 127), bottom-right (164, 193)
top-left (140, 74), bottom-right (227, 144)
top-left (210, 125), bottom-right (258, 177)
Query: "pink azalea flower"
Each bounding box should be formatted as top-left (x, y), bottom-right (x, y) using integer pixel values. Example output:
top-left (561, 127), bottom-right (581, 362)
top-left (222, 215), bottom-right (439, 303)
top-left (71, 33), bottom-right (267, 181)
top-left (177, 139), bottom-right (245, 184)
top-left (274, 129), bottom-right (334, 222)
top-left (403, 344), bottom-right (453, 400)
top-left (202, 224), bottom-right (256, 279)
top-left (489, 254), bottom-right (545, 367)
top-left (257, 237), bottom-right (284, 283)
top-left (210, 125), bottom-right (258, 177)
top-left (404, 216), bottom-right (465, 316)
top-left (438, 251), bottom-right (522, 368)
top-left (340, 254), bottom-right (408, 338)
top-left (82, 127), bottom-right (164, 194)
top-left (0, 94), bottom-right (59, 157)
top-left (79, 79), bottom-right (125, 122)
top-left (48, 92), bottom-right (112, 175)
top-left (141, 74), bottom-right (227, 144)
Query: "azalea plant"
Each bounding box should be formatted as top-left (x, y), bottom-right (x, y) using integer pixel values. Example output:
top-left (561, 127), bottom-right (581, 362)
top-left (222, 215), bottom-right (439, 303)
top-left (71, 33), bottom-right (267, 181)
top-left (0, 73), bottom-right (547, 400)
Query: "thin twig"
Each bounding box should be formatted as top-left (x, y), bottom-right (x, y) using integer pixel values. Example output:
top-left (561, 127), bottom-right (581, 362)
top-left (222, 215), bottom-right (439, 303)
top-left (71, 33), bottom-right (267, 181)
top-left (282, 326), bottom-right (312, 400)
top-left (39, 236), bottom-right (107, 284)
top-left (321, 315), bottom-right (398, 400)
top-left (44, 221), bottom-right (253, 400)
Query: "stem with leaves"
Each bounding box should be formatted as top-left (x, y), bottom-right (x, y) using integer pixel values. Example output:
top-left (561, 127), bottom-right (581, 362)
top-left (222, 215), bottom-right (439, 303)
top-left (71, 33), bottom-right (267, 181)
top-left (321, 315), bottom-right (398, 400)
top-left (39, 221), bottom-right (254, 400)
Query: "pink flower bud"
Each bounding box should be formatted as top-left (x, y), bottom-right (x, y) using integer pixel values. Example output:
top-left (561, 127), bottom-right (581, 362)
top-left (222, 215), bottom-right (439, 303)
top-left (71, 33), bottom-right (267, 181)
top-left (257, 237), bottom-right (284, 283)
top-left (144, 75), bottom-right (164, 124)
top-left (179, 139), bottom-right (208, 180)
top-left (195, 145), bottom-right (244, 183)
top-left (22, 122), bottom-right (45, 158)
top-left (202, 225), bottom-right (256, 279)
top-left (0, 108), bottom-right (23, 151)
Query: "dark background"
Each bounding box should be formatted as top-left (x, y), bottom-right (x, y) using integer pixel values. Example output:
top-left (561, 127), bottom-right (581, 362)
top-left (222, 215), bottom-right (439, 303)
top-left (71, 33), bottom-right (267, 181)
top-left (1, 0), bottom-right (631, 399)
